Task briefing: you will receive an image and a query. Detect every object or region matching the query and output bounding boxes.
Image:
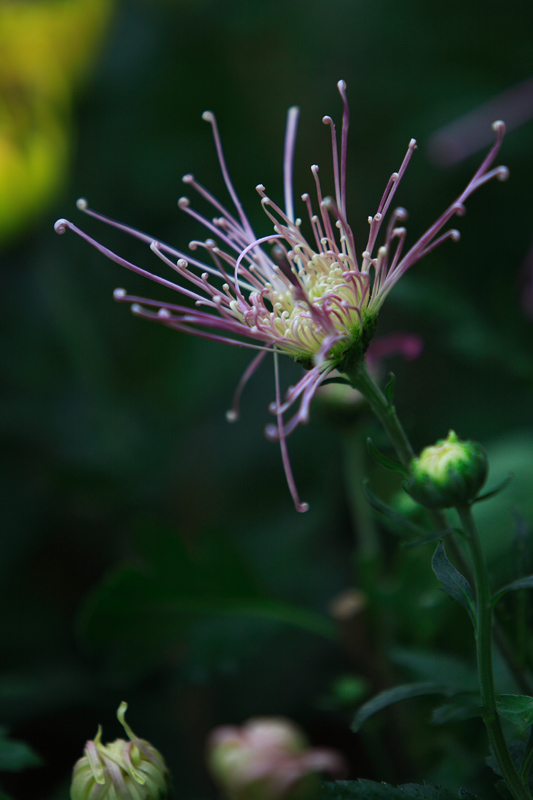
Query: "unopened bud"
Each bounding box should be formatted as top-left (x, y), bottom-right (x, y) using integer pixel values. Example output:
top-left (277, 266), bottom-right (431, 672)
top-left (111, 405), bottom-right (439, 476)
top-left (206, 717), bottom-right (346, 800)
top-left (70, 702), bottom-right (169, 800)
top-left (405, 430), bottom-right (488, 508)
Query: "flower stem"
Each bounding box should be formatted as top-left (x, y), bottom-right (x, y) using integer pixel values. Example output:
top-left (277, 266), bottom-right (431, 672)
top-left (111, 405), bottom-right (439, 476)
top-left (345, 357), bottom-right (533, 793)
top-left (347, 359), bottom-right (415, 467)
top-left (456, 505), bottom-right (531, 800)
top-left (347, 359), bottom-right (533, 695)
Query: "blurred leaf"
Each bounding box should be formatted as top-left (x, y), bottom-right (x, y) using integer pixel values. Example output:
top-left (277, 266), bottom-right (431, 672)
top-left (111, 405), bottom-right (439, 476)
top-left (389, 647), bottom-right (478, 690)
top-left (402, 529), bottom-right (458, 550)
top-left (351, 682), bottom-right (449, 732)
top-left (496, 695), bottom-right (533, 731)
top-left (493, 576), bottom-right (533, 608)
top-left (384, 373), bottom-right (396, 405)
top-left (79, 522), bottom-right (335, 674)
top-left (0, 727), bottom-right (43, 772)
top-left (362, 482), bottom-right (426, 537)
top-left (322, 779), bottom-right (460, 800)
top-left (432, 544), bottom-right (476, 626)
top-left (367, 438), bottom-right (409, 476)
top-left (472, 475), bottom-right (513, 504)
top-left (431, 694), bottom-right (482, 725)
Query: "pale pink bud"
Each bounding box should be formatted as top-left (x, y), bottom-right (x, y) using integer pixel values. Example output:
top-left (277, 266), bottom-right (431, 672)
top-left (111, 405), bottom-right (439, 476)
top-left (206, 717), bottom-right (346, 800)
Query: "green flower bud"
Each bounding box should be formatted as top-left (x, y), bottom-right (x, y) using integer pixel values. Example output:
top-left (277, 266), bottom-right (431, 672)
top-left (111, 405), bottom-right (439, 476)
top-left (206, 717), bottom-right (346, 800)
top-left (405, 430), bottom-right (488, 508)
top-left (71, 702), bottom-right (169, 800)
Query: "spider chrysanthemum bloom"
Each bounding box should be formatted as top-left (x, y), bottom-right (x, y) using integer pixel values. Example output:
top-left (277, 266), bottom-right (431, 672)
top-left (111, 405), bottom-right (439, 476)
top-left (55, 81), bottom-right (507, 512)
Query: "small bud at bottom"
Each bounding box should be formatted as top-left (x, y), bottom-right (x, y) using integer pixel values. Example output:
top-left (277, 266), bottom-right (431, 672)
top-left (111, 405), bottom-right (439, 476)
top-left (70, 703), bottom-right (169, 800)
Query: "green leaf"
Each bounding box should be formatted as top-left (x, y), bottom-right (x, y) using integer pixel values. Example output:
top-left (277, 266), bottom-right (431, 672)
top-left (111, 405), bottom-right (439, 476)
top-left (492, 575), bottom-right (533, 607)
top-left (496, 694), bottom-right (533, 730)
top-left (322, 779), bottom-right (459, 800)
top-left (78, 523), bottom-right (335, 675)
top-left (432, 543), bottom-right (476, 627)
top-left (351, 682), bottom-right (449, 732)
top-left (402, 528), bottom-right (459, 549)
top-left (362, 482), bottom-right (426, 536)
top-left (388, 647), bottom-right (478, 690)
top-left (0, 728), bottom-right (43, 772)
top-left (431, 694), bottom-right (483, 725)
top-left (384, 372), bottom-right (396, 404)
top-left (472, 474), bottom-right (513, 504)
top-left (367, 438), bottom-right (409, 476)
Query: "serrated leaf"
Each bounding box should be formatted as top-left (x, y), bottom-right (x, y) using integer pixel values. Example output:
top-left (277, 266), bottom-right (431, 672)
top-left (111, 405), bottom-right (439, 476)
top-left (458, 790), bottom-right (482, 800)
top-left (492, 576), bottom-right (533, 607)
top-left (496, 694), bottom-right (533, 730)
top-left (367, 438), bottom-right (409, 476)
top-left (432, 543), bottom-right (476, 627)
top-left (351, 682), bottom-right (449, 732)
top-left (322, 779), bottom-right (459, 800)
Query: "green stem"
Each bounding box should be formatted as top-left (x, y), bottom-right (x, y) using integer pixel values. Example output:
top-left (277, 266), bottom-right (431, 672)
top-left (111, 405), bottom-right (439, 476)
top-left (347, 358), bottom-right (533, 693)
top-left (346, 359), bottom-right (448, 536)
top-left (457, 505), bottom-right (530, 800)
top-left (345, 357), bottom-right (533, 789)
top-left (347, 359), bottom-right (415, 467)
top-left (520, 727), bottom-right (533, 783)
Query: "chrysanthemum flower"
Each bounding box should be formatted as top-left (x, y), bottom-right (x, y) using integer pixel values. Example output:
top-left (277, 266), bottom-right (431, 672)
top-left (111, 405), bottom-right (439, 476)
top-left (70, 702), bottom-right (169, 800)
top-left (55, 81), bottom-right (507, 512)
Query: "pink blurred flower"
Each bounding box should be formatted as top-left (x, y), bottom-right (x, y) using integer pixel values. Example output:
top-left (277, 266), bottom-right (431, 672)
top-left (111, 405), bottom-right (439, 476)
top-left (206, 717), bottom-right (346, 800)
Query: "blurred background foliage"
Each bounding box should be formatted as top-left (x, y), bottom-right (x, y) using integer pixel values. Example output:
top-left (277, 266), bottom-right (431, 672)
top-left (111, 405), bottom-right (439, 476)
top-left (1, 0), bottom-right (533, 798)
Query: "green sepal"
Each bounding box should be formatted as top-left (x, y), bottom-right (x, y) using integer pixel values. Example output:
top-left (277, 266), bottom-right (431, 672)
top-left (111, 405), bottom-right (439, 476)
top-left (492, 575), bottom-right (533, 608)
top-left (367, 438), bottom-right (409, 476)
top-left (351, 682), bottom-right (449, 732)
top-left (471, 474), bottom-right (514, 504)
top-left (432, 543), bottom-right (476, 628)
top-left (384, 372), bottom-right (396, 404)
top-left (362, 481), bottom-right (426, 537)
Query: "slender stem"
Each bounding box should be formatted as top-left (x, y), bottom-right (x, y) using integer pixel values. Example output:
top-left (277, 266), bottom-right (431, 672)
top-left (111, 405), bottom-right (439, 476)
top-left (520, 728), bottom-right (533, 783)
top-left (346, 358), bottom-right (533, 694)
top-left (347, 359), bottom-right (415, 466)
top-left (457, 505), bottom-right (530, 800)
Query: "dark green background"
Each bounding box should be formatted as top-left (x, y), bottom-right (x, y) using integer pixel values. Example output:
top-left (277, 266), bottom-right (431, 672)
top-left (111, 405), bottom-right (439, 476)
top-left (2, 1), bottom-right (533, 798)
